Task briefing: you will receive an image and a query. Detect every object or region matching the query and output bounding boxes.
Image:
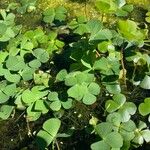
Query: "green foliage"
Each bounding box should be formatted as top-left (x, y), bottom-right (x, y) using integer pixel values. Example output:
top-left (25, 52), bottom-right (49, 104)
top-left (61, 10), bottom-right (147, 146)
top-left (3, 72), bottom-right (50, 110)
top-left (0, 1), bottom-right (150, 149)
top-left (36, 118), bottom-right (61, 149)
top-left (139, 98), bottom-right (150, 116)
top-left (43, 6), bottom-right (67, 24)
top-left (95, 0), bottom-right (133, 17)
top-left (56, 70), bottom-right (100, 105)
top-left (0, 10), bottom-right (21, 42)
top-left (105, 94), bottom-right (137, 122)
top-left (145, 11), bottom-right (150, 23)
top-left (17, 0), bottom-right (37, 14)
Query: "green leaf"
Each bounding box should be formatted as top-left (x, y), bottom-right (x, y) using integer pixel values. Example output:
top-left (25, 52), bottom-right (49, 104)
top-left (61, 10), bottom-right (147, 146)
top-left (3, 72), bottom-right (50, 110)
top-left (141, 130), bottom-right (150, 143)
top-left (50, 101), bottom-right (62, 111)
top-left (55, 6), bottom-right (67, 21)
top-left (29, 59), bottom-right (41, 69)
top-left (61, 98), bottom-right (72, 109)
top-left (105, 132), bottom-right (123, 148)
top-left (0, 23), bottom-right (7, 35)
top-left (6, 56), bottom-right (25, 71)
top-left (36, 130), bottom-right (53, 149)
top-left (139, 98), bottom-right (150, 116)
top-left (0, 91), bottom-right (9, 104)
top-left (95, 122), bottom-right (113, 138)
top-left (82, 92), bottom-right (96, 105)
top-left (105, 83), bottom-right (121, 94)
top-left (36, 118), bottom-right (61, 148)
top-left (0, 52), bottom-right (8, 63)
top-left (65, 76), bottom-right (77, 86)
top-left (0, 105), bottom-right (14, 120)
top-left (27, 104), bottom-right (41, 121)
top-left (118, 102), bottom-right (137, 122)
top-left (33, 48), bottom-right (49, 63)
top-left (88, 82), bottom-right (100, 95)
top-left (43, 118), bottom-right (61, 137)
top-left (106, 112), bottom-right (122, 126)
top-left (105, 94), bottom-right (126, 113)
top-left (48, 92), bottom-right (59, 101)
top-left (91, 141), bottom-right (110, 150)
top-left (34, 100), bottom-right (49, 114)
top-left (4, 71), bottom-right (21, 83)
top-left (22, 89), bottom-right (36, 104)
top-left (90, 29), bottom-right (113, 41)
top-left (3, 83), bottom-right (16, 96)
top-left (67, 84), bottom-right (87, 101)
top-left (87, 19), bottom-right (103, 35)
top-left (140, 75), bottom-right (150, 89)
top-left (43, 8), bottom-right (55, 24)
top-left (21, 66), bottom-right (35, 81)
top-left (95, 0), bottom-right (111, 13)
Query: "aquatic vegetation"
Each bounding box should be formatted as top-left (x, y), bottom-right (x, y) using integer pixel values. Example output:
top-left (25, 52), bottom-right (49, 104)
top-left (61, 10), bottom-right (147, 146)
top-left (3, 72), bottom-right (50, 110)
top-left (0, 0), bottom-right (150, 149)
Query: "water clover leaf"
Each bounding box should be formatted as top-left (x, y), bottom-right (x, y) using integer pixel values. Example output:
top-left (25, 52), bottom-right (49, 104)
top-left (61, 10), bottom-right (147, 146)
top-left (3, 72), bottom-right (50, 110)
top-left (106, 94), bottom-right (136, 122)
top-left (95, 122), bottom-right (113, 138)
top-left (106, 112), bottom-right (122, 126)
top-left (91, 140), bottom-right (110, 150)
top-left (140, 75), bottom-right (150, 89)
top-left (43, 6), bottom-right (67, 24)
top-left (33, 48), bottom-right (49, 63)
top-left (55, 6), bottom-right (67, 21)
top-left (82, 92), bottom-right (97, 105)
top-left (88, 82), bottom-right (101, 95)
top-left (27, 104), bottom-right (41, 121)
top-left (118, 102), bottom-right (137, 122)
top-left (0, 105), bottom-right (14, 120)
top-left (0, 52), bottom-right (8, 63)
top-left (4, 71), bottom-right (21, 83)
top-left (56, 69), bottom-right (68, 82)
top-left (0, 91), bottom-right (9, 104)
top-left (133, 121), bottom-right (150, 144)
top-left (20, 65), bottom-right (35, 81)
top-left (118, 20), bottom-right (147, 45)
top-left (0, 23), bottom-right (7, 35)
top-left (34, 99), bottom-right (49, 114)
top-left (139, 98), bottom-right (150, 116)
top-left (94, 122), bottom-right (123, 149)
top-left (48, 92), bottom-right (72, 111)
top-left (119, 120), bottom-right (136, 141)
top-left (86, 19), bottom-right (103, 35)
top-left (6, 55), bottom-right (26, 71)
top-left (22, 89), bottom-right (36, 104)
top-left (105, 82), bottom-right (121, 94)
top-left (68, 84), bottom-right (87, 101)
top-left (36, 118), bottom-right (61, 149)
top-left (69, 16), bottom-right (88, 35)
top-left (65, 72), bottom-right (100, 105)
top-left (48, 92), bottom-right (59, 101)
top-left (90, 29), bottom-right (113, 41)
top-left (105, 132), bottom-right (123, 148)
top-left (29, 59), bottom-right (41, 69)
top-left (61, 98), bottom-right (73, 109)
top-left (105, 93), bottom-right (126, 113)
top-left (145, 12), bottom-right (150, 23)
top-left (48, 92), bottom-right (61, 111)
top-left (95, 0), bottom-right (113, 14)
top-left (22, 86), bottom-right (48, 105)
top-left (43, 8), bottom-right (55, 24)
top-left (34, 71), bottom-right (50, 87)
